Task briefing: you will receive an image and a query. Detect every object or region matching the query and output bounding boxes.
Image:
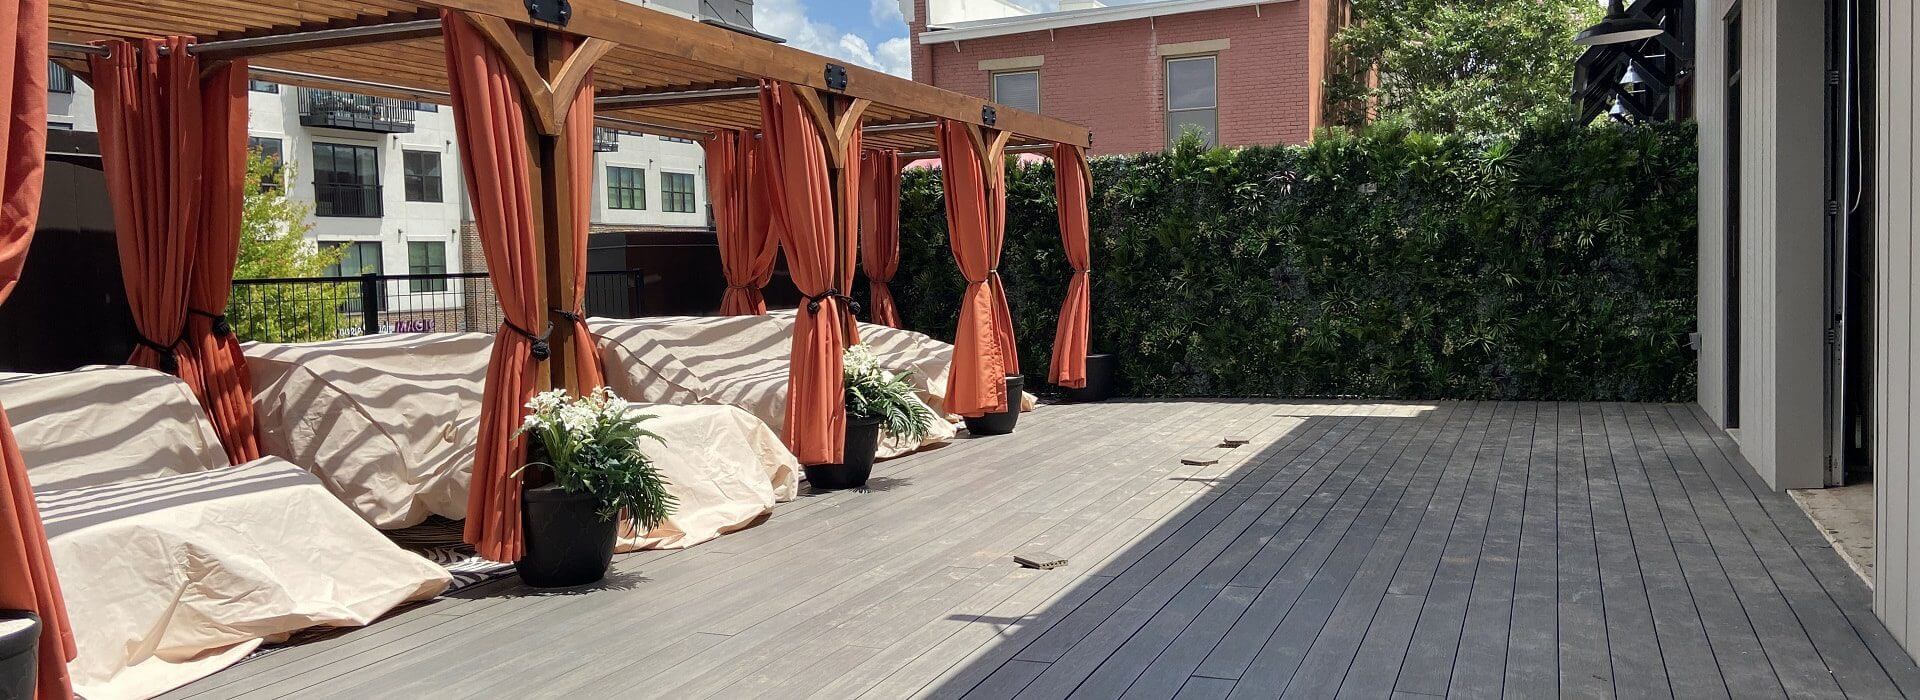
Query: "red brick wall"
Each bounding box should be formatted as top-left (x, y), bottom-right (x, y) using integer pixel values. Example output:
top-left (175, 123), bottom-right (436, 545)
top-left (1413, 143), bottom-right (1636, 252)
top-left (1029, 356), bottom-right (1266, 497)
top-left (913, 1), bottom-right (1319, 155)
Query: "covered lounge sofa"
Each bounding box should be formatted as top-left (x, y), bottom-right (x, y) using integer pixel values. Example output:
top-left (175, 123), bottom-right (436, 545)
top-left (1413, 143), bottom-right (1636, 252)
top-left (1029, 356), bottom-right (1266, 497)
top-left (591, 312), bottom-right (972, 459)
top-left (0, 366), bottom-right (450, 700)
top-left (245, 332), bottom-right (800, 549)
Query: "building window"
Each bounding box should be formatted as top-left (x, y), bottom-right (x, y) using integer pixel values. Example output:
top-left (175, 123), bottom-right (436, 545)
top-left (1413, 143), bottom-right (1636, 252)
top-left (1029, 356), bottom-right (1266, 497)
top-left (661, 172), bottom-right (697, 213)
top-left (49, 122), bottom-right (72, 131)
top-left (322, 241), bottom-right (384, 276)
top-left (1165, 55), bottom-right (1218, 148)
top-left (248, 79), bottom-right (279, 94)
top-left (249, 136), bottom-right (284, 191)
top-left (403, 150), bottom-right (443, 203)
top-left (660, 136), bottom-right (696, 144)
top-left (407, 241), bottom-right (448, 291)
top-left (992, 70), bottom-right (1040, 113)
top-left (607, 166), bottom-right (646, 210)
top-left (312, 142), bottom-right (381, 217)
top-left (399, 99), bottom-right (439, 113)
top-left (48, 62), bottom-right (72, 94)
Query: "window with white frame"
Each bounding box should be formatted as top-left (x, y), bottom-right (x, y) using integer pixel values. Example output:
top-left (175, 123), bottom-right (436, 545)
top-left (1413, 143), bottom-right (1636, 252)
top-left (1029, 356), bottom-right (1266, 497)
top-left (993, 70), bottom-right (1040, 113)
top-left (1165, 55), bottom-right (1218, 148)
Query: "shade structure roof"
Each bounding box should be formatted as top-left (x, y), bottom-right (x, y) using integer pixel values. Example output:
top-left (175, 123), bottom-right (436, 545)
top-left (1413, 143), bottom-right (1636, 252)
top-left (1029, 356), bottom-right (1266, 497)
top-left (47, 0), bottom-right (1092, 152)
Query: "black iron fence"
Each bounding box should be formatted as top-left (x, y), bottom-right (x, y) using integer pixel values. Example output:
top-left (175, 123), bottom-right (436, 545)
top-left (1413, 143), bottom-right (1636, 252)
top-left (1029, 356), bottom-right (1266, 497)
top-left (228, 270), bottom-right (645, 343)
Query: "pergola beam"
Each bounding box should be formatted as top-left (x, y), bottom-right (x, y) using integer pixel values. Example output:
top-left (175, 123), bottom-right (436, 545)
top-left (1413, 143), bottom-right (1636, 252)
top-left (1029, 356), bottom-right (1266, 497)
top-left (53, 19), bottom-right (443, 60)
top-left (192, 19), bottom-right (443, 60)
top-left (420, 0), bottom-right (1091, 147)
top-left (595, 85), bottom-right (758, 109)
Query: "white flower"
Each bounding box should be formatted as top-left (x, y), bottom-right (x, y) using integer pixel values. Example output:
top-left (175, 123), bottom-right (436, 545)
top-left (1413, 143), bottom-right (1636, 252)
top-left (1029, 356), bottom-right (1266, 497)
top-left (844, 344), bottom-right (882, 381)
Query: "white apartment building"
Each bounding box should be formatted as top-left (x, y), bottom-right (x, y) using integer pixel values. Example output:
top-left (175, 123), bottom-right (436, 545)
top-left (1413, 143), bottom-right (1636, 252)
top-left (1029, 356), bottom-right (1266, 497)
top-left (43, 65), bottom-right (711, 300)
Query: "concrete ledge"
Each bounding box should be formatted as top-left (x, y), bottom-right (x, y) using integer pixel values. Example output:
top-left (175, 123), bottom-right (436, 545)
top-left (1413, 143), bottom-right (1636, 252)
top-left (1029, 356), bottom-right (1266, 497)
top-left (1155, 38), bottom-right (1230, 57)
top-left (977, 55), bottom-right (1045, 71)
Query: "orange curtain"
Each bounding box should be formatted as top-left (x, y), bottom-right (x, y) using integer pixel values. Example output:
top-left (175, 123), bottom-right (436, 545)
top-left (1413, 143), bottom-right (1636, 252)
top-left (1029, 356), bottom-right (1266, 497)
top-left (707, 129), bottom-right (778, 315)
top-left (444, 12), bottom-right (548, 562)
top-left (183, 60), bottom-right (261, 463)
top-left (1048, 144), bottom-right (1092, 388)
top-left (560, 74), bottom-right (605, 390)
top-left (92, 38), bottom-right (206, 393)
top-left (1, 2), bottom-right (77, 697)
top-left (935, 119), bottom-right (1017, 417)
top-left (758, 81), bottom-right (848, 465)
top-left (859, 148), bottom-right (903, 327)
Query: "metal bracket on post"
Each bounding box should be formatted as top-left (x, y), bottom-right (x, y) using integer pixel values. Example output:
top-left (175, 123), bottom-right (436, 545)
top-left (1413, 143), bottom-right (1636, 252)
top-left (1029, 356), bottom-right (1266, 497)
top-left (824, 64), bottom-right (849, 91)
top-left (525, 0), bottom-right (572, 25)
top-left (981, 104), bottom-right (997, 126)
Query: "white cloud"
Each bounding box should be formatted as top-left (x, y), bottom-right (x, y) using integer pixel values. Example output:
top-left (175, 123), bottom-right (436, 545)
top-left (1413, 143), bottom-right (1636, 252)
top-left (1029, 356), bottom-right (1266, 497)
top-left (756, 0), bottom-right (913, 77)
top-left (870, 0), bottom-right (905, 26)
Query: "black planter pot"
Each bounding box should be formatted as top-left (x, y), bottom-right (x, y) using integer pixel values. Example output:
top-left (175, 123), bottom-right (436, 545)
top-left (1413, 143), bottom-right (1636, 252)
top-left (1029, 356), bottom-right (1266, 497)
top-left (1063, 353), bottom-right (1116, 403)
top-left (516, 483), bottom-right (618, 588)
top-left (0, 610), bottom-right (39, 700)
top-left (963, 375), bottom-right (1025, 436)
top-left (805, 416), bottom-right (882, 490)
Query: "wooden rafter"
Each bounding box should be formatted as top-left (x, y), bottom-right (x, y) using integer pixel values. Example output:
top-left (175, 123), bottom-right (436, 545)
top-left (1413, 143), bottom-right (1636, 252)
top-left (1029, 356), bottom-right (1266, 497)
top-left (45, 0), bottom-right (1093, 151)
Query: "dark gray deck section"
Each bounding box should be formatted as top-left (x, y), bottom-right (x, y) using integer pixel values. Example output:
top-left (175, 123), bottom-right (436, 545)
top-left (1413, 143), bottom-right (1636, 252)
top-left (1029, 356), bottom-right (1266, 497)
top-left (161, 401), bottom-right (1920, 699)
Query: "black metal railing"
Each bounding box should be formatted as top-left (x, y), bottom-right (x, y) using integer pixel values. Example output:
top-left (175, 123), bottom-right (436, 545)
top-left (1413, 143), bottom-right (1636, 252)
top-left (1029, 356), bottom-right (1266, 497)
top-left (313, 182), bottom-right (383, 218)
top-left (594, 126), bottom-right (621, 152)
top-left (299, 88), bottom-right (417, 133)
top-left (228, 270), bottom-right (645, 343)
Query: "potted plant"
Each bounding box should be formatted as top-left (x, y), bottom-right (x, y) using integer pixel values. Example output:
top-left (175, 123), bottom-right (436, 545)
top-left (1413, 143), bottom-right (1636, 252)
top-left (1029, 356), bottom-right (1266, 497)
top-left (514, 387), bottom-right (676, 588)
top-left (963, 374), bottom-right (1024, 436)
top-left (808, 344), bottom-right (937, 490)
top-left (1063, 353), bottom-right (1116, 403)
top-left (0, 610), bottom-right (37, 699)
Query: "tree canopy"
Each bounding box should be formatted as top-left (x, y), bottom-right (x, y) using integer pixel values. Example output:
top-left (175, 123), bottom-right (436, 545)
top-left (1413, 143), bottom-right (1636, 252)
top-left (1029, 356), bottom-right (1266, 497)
top-left (1326, 0), bottom-right (1602, 134)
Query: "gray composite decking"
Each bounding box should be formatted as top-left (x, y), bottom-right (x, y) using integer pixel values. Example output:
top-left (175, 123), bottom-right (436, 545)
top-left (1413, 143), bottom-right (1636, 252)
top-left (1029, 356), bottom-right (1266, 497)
top-left (160, 400), bottom-right (1920, 699)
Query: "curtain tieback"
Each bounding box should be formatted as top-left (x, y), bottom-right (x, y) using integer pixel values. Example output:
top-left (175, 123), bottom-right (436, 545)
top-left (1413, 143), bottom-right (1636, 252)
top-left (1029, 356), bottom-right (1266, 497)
top-left (134, 332), bottom-right (184, 374)
top-left (726, 283), bottom-right (758, 290)
top-left (501, 319), bottom-right (554, 361)
top-left (188, 308), bottom-right (231, 337)
top-left (549, 307), bottom-right (584, 325)
top-left (801, 288), bottom-right (861, 316)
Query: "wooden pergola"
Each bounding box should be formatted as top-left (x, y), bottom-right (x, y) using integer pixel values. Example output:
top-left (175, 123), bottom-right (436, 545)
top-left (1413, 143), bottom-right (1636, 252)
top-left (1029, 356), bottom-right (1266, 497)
top-left (47, 0), bottom-right (1089, 389)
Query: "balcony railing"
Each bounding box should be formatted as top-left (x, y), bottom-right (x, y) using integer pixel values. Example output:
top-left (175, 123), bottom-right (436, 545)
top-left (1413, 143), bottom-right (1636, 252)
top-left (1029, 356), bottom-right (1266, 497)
top-left (594, 127), bottom-right (621, 152)
top-left (299, 88), bottom-right (417, 133)
top-left (314, 182), bottom-right (383, 218)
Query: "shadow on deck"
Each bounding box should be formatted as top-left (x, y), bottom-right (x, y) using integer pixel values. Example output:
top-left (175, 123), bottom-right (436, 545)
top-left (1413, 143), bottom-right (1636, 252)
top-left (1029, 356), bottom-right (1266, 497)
top-left (160, 401), bottom-right (1920, 699)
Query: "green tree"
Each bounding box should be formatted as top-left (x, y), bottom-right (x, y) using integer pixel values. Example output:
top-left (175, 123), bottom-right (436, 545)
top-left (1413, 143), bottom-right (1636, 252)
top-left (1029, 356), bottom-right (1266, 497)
top-left (227, 148), bottom-right (349, 342)
top-left (1325, 0), bottom-right (1601, 134)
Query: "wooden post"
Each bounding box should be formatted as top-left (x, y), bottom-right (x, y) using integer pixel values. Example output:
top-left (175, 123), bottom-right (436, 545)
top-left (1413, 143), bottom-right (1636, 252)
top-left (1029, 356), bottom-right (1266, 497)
top-left (460, 12), bottom-right (612, 394)
top-left (793, 85), bottom-right (870, 346)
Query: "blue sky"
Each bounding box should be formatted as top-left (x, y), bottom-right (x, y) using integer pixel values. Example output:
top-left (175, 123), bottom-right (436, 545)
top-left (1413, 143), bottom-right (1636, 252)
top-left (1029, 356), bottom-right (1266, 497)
top-left (754, 0), bottom-right (1069, 76)
top-left (754, 0), bottom-right (918, 77)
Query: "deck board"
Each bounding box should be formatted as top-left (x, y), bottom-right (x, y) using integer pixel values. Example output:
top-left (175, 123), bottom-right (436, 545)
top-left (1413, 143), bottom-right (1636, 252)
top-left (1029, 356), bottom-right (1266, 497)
top-left (157, 401), bottom-right (1920, 699)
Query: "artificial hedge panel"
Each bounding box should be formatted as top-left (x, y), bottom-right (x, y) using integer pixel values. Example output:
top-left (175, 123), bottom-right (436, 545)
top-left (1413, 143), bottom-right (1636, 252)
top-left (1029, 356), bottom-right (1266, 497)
top-left (891, 121), bottom-right (1698, 401)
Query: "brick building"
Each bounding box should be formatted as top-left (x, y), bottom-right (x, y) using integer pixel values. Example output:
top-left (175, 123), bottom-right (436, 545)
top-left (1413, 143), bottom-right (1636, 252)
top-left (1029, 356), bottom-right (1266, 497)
top-left (907, 0), bottom-right (1348, 155)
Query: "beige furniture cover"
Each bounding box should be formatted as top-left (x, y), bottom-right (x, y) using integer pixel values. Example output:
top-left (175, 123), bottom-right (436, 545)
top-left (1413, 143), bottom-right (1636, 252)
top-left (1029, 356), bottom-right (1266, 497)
top-left (244, 333), bottom-right (799, 544)
top-left (614, 403), bottom-right (798, 551)
top-left (36, 460), bottom-right (451, 700)
top-left (0, 367), bottom-right (450, 700)
top-left (0, 367), bottom-right (229, 491)
top-left (246, 333), bottom-right (491, 529)
top-left (591, 313), bottom-right (971, 459)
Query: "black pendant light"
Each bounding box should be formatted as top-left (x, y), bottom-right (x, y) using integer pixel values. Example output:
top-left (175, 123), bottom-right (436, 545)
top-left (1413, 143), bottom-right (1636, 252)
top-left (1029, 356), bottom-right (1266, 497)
top-left (1575, 0), bottom-right (1665, 46)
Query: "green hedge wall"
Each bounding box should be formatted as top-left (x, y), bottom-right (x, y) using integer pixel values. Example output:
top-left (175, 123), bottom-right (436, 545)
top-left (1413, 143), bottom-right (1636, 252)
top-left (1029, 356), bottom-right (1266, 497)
top-left (891, 122), bottom-right (1699, 401)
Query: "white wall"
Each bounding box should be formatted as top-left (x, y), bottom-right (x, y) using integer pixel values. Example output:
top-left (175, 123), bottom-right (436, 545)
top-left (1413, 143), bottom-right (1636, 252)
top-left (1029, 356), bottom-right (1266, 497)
top-left (1875, 0), bottom-right (1920, 656)
top-left (1693, 0), bottom-right (1827, 491)
top-left (591, 131), bottom-right (710, 228)
top-left (927, 0), bottom-right (1035, 27)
